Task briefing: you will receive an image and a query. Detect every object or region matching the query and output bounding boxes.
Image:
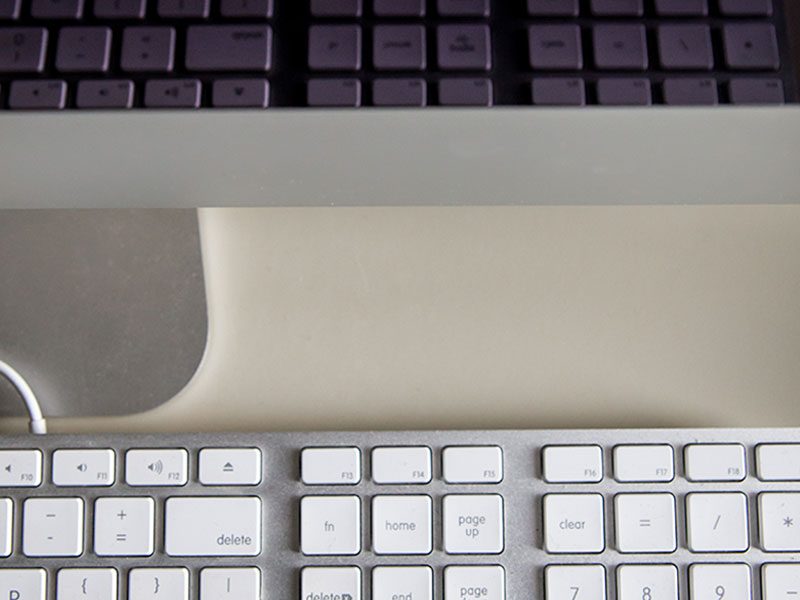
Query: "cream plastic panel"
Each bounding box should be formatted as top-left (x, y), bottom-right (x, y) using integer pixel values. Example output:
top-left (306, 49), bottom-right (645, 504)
top-left (1, 206), bottom-right (798, 434)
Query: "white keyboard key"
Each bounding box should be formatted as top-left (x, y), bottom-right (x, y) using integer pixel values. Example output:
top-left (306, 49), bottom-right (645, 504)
top-left (23, 497), bottom-right (84, 557)
top-left (0, 569), bottom-right (46, 600)
top-left (690, 564), bottom-right (751, 600)
top-left (302, 567), bottom-right (361, 600)
top-left (199, 448), bottom-right (262, 486)
top-left (372, 495), bottom-right (432, 554)
top-left (546, 565), bottom-right (606, 600)
top-left (165, 496), bottom-right (261, 556)
top-left (301, 495), bottom-right (361, 555)
top-left (617, 565), bottom-right (678, 600)
top-left (759, 493), bottom-right (800, 551)
top-left (685, 444), bottom-right (746, 482)
top-left (757, 445), bottom-right (800, 481)
top-left (443, 494), bottom-right (504, 554)
top-left (686, 493), bottom-right (749, 552)
top-left (53, 449), bottom-right (115, 487)
top-left (373, 566), bottom-right (433, 600)
top-left (125, 449), bottom-right (188, 486)
top-left (444, 565), bottom-right (505, 600)
top-left (302, 447), bottom-right (361, 485)
top-left (0, 499), bottom-right (11, 557)
top-left (94, 497), bottom-right (155, 556)
top-left (372, 447), bottom-right (432, 484)
top-left (0, 450), bottom-right (42, 487)
top-left (614, 445), bottom-right (674, 482)
top-left (129, 568), bottom-right (189, 600)
top-left (200, 567), bottom-right (260, 600)
top-left (443, 446), bottom-right (503, 484)
top-left (615, 493), bottom-right (677, 553)
top-left (544, 493), bottom-right (605, 553)
top-left (762, 564), bottom-right (800, 600)
top-left (57, 568), bottom-right (118, 600)
top-left (543, 445), bottom-right (603, 483)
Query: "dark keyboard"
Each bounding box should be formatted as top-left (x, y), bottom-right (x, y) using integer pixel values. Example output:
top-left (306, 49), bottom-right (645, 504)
top-left (0, 0), bottom-right (797, 109)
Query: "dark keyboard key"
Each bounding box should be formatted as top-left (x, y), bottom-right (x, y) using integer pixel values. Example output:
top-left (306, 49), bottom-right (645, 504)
top-left (56, 27), bottom-right (112, 73)
top-left (158, 0), bottom-right (209, 18)
top-left (94, 0), bottom-right (146, 19)
top-left (658, 25), bottom-right (713, 70)
top-left (158, 0), bottom-right (210, 19)
top-left (186, 26), bottom-right (272, 72)
top-left (531, 77), bottom-right (586, 105)
top-left (728, 78), bottom-right (784, 104)
top-left (373, 25), bottom-right (425, 71)
top-left (723, 24), bottom-right (779, 70)
top-left (31, 0), bottom-right (84, 19)
top-left (76, 79), bottom-right (134, 108)
top-left (438, 0), bottom-right (490, 16)
top-left (309, 25), bottom-right (361, 71)
top-left (9, 79), bottom-right (66, 109)
top-left (654, 0), bottom-right (708, 15)
top-left (311, 0), bottom-right (362, 17)
top-left (439, 78), bottom-right (492, 106)
top-left (373, 78), bottom-right (426, 106)
top-left (528, 25), bottom-right (583, 70)
top-left (528, 0), bottom-right (579, 16)
top-left (596, 78), bottom-right (651, 105)
top-left (220, 0), bottom-right (274, 17)
top-left (437, 25), bottom-right (491, 71)
top-left (0, 0), bottom-right (20, 19)
top-left (145, 79), bottom-right (201, 108)
top-left (374, 0), bottom-right (425, 17)
top-left (121, 27), bottom-right (175, 72)
top-left (593, 25), bottom-right (648, 70)
top-left (0, 28), bottom-right (48, 73)
top-left (663, 77), bottom-right (718, 104)
top-left (307, 78), bottom-right (361, 106)
top-left (591, 0), bottom-right (643, 16)
top-left (718, 0), bottom-right (772, 16)
top-left (213, 79), bottom-right (269, 107)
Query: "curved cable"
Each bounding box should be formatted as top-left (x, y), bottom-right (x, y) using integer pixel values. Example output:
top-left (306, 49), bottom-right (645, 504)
top-left (0, 359), bottom-right (47, 435)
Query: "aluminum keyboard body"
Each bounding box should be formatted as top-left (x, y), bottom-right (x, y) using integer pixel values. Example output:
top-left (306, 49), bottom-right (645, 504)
top-left (0, 428), bottom-right (798, 599)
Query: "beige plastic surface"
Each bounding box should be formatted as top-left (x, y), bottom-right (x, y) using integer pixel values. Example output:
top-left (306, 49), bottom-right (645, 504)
top-left (0, 108), bottom-right (799, 208)
top-left (2, 206), bottom-right (798, 434)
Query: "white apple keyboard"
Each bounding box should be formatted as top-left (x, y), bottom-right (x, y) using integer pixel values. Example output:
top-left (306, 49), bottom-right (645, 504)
top-left (0, 428), bottom-right (798, 600)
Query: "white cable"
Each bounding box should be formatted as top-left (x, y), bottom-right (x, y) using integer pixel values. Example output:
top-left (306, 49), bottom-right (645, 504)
top-left (0, 359), bottom-right (47, 435)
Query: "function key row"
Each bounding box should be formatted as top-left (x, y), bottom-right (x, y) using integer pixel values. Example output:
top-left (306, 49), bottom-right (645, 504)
top-left (300, 442), bottom-right (800, 486)
top-left (301, 445), bottom-right (504, 485)
top-left (528, 0), bottom-right (774, 17)
top-left (0, 0), bottom-right (776, 20)
top-left (546, 443), bottom-right (798, 483)
top-left (0, 0), bottom-right (276, 20)
top-left (0, 447), bottom-right (262, 487)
